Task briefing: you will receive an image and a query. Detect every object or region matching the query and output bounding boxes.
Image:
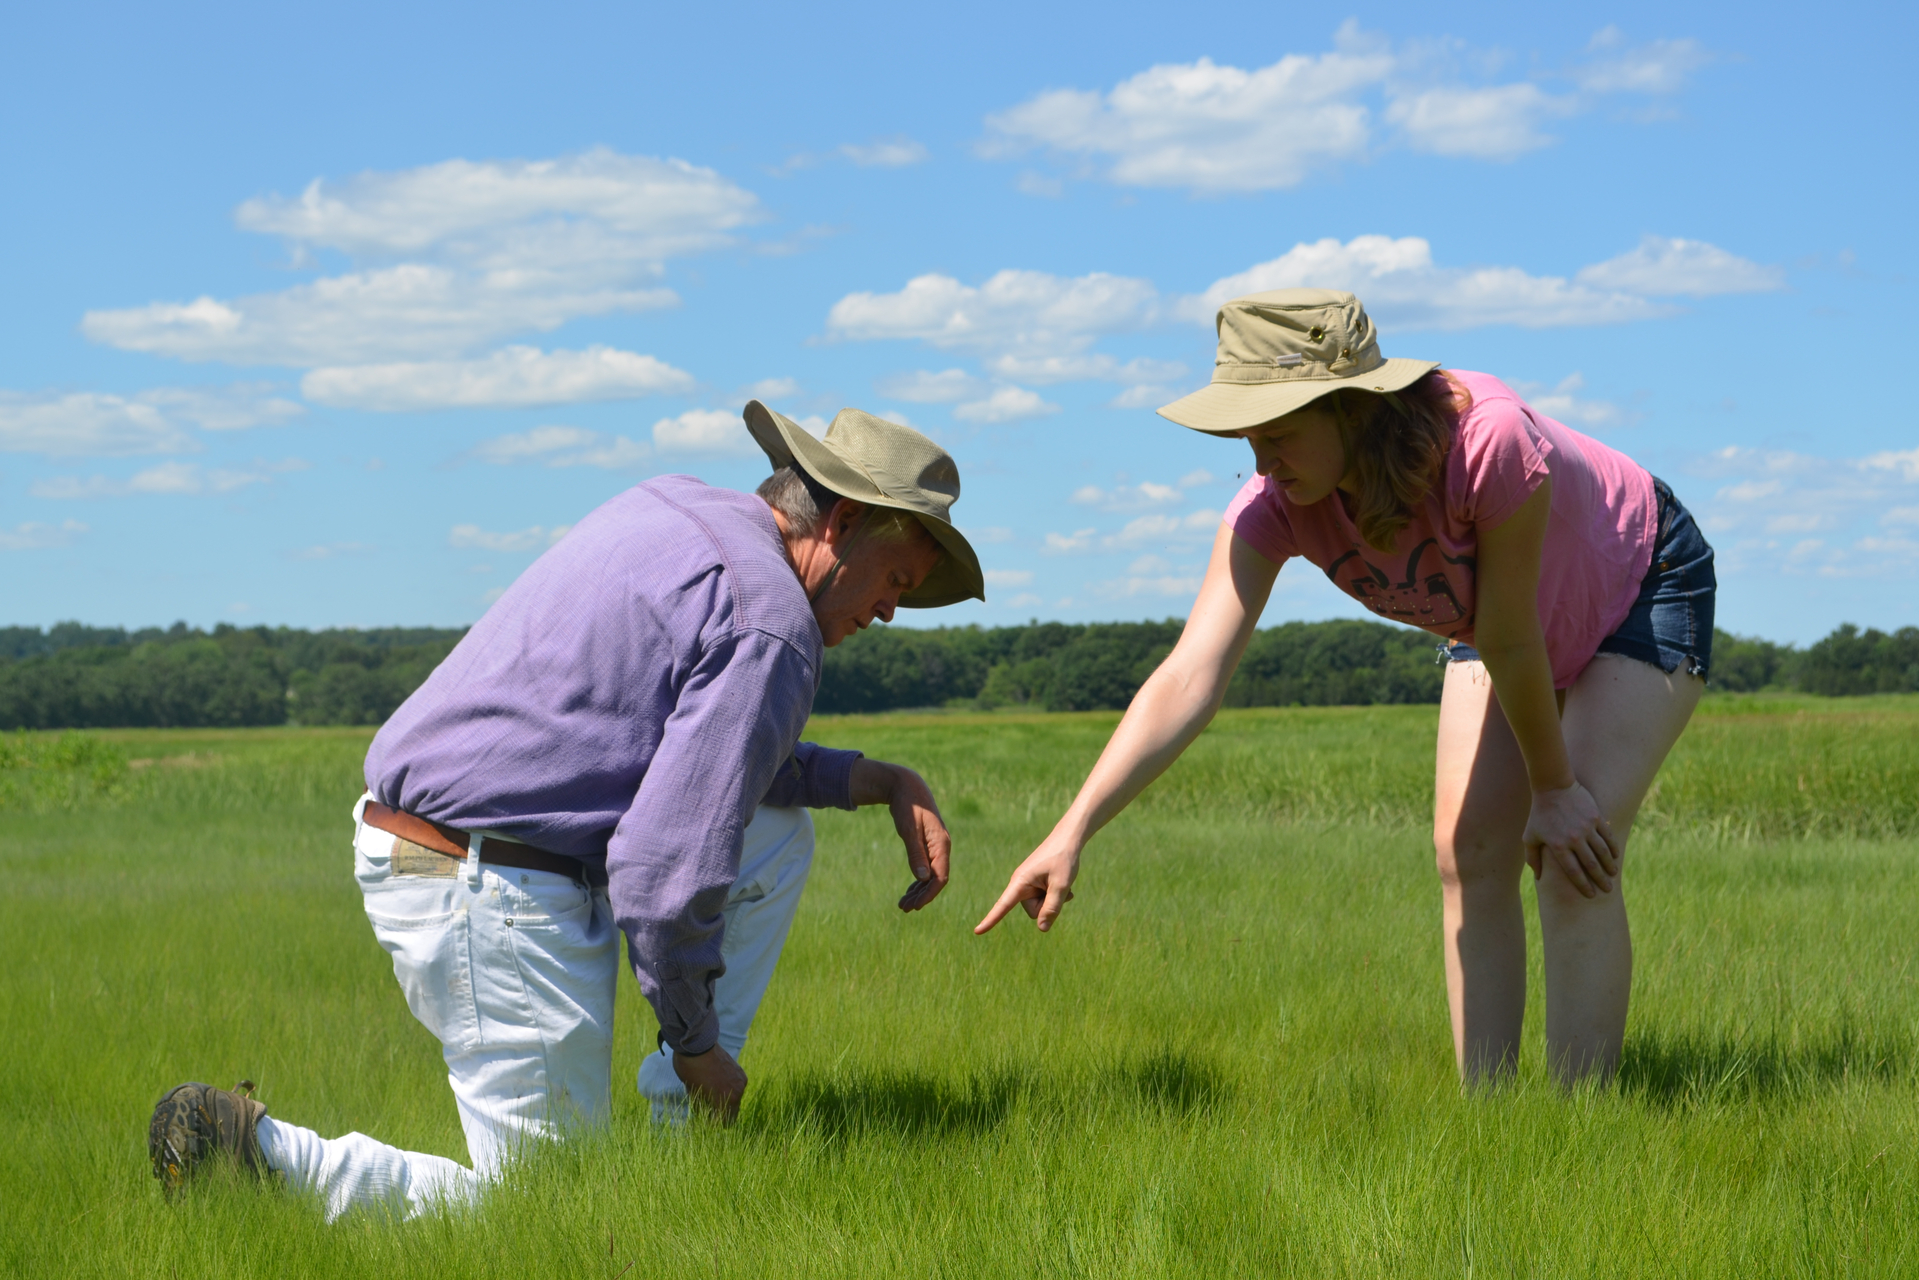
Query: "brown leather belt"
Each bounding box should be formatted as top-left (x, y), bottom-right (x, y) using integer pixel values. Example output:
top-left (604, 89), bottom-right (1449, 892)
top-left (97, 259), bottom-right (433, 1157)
top-left (362, 801), bottom-right (591, 884)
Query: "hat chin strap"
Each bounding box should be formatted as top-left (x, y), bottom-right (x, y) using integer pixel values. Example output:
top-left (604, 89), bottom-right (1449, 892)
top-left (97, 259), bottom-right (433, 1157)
top-left (807, 506), bottom-right (876, 608)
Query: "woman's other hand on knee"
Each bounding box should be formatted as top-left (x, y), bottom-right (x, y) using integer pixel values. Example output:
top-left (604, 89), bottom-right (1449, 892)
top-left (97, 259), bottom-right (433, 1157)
top-left (1523, 782), bottom-right (1621, 897)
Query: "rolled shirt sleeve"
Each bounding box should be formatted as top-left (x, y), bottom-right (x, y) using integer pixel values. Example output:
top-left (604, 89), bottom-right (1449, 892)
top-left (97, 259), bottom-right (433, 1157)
top-left (764, 740), bottom-right (863, 810)
top-left (608, 628), bottom-right (825, 1055)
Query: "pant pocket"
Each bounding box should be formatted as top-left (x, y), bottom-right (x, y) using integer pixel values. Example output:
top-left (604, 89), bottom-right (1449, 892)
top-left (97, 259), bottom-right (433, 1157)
top-left (364, 903), bottom-right (482, 1051)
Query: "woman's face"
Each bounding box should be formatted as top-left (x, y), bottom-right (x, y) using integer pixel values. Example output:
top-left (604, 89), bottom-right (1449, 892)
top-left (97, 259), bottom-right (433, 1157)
top-left (1236, 403), bottom-right (1349, 505)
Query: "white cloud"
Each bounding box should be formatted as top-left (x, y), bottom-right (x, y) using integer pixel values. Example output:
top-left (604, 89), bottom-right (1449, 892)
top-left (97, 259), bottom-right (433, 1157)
top-left (236, 149), bottom-right (758, 269)
top-left (1107, 508), bottom-right (1222, 547)
top-left (875, 369), bottom-right (982, 403)
top-left (1866, 448), bottom-right (1919, 483)
top-left (449, 523), bottom-right (572, 552)
top-left (954, 386), bottom-right (1060, 423)
top-left (87, 149), bottom-right (756, 367)
top-left (826, 269), bottom-right (1158, 355)
top-left (1004, 591), bottom-right (1045, 608)
top-left (1071, 481), bottom-right (1183, 511)
top-left (984, 353), bottom-right (1185, 386)
top-left (302, 345), bottom-right (694, 411)
top-left (0, 384), bottom-right (300, 457)
top-left (968, 525), bottom-right (1016, 544)
top-left (88, 269), bottom-right (680, 368)
top-left (1096, 572), bottom-right (1205, 598)
top-left (1384, 83), bottom-right (1570, 160)
top-left (1109, 384), bottom-right (1175, 409)
top-left (1575, 236), bottom-right (1785, 297)
top-left (838, 137), bottom-right (929, 167)
top-left (1689, 445), bottom-right (1919, 577)
top-left (1514, 373), bottom-right (1630, 430)
top-left (983, 569), bottom-right (1034, 587)
top-left (31, 458), bottom-right (306, 499)
top-left (1016, 172), bottom-right (1065, 199)
top-left (1577, 29), bottom-right (1711, 95)
top-left (1044, 507), bottom-right (1220, 554)
top-left (984, 44), bottom-right (1390, 192)
top-left (1185, 234), bottom-right (1777, 330)
top-left (983, 26), bottom-right (1713, 193)
top-left (740, 376), bottom-right (801, 400)
top-left (653, 408), bottom-right (759, 456)
top-left (473, 424), bottom-right (600, 463)
top-left (0, 520), bottom-right (87, 551)
top-left (472, 424), bottom-right (651, 470)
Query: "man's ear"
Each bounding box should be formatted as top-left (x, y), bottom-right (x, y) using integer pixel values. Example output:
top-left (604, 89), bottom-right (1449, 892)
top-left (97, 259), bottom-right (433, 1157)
top-left (829, 498), bottom-right (867, 541)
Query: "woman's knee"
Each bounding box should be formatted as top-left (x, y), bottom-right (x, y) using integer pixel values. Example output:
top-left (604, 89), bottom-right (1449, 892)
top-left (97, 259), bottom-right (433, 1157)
top-left (1433, 823), bottom-right (1522, 891)
top-left (1534, 854), bottom-right (1627, 912)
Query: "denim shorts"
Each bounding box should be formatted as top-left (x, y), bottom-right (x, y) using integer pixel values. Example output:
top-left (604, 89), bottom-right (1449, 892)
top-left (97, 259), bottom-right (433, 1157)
top-left (1446, 476), bottom-right (1716, 681)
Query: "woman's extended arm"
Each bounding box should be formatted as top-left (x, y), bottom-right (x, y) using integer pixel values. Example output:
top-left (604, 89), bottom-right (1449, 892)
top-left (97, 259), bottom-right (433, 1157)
top-left (1472, 475), bottom-right (1621, 896)
top-left (974, 524), bottom-right (1281, 933)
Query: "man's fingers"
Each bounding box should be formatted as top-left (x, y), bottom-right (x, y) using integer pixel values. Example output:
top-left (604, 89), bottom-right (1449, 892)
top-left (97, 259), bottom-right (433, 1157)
top-left (896, 806), bottom-right (932, 881)
top-left (924, 815), bottom-right (952, 885)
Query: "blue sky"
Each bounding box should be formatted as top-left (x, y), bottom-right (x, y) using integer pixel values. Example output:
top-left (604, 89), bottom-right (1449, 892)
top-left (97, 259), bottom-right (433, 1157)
top-left (3, 1), bottom-right (1912, 643)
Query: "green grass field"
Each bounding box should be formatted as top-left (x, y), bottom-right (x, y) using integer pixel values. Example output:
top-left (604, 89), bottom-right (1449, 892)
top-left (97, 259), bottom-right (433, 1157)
top-left (3, 696), bottom-right (1917, 1276)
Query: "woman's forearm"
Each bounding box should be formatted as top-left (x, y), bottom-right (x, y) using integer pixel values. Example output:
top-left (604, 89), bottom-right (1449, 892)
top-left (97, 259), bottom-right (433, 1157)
top-left (1054, 657), bottom-right (1226, 845)
top-left (1475, 632), bottom-right (1574, 792)
top-left (1050, 525), bottom-right (1276, 851)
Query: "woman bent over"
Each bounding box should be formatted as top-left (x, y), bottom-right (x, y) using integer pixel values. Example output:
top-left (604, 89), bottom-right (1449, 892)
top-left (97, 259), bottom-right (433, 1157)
top-left (978, 289), bottom-right (1715, 1085)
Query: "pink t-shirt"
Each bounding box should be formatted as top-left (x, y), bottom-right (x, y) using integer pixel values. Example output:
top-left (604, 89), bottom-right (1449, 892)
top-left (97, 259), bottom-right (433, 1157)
top-left (1224, 370), bottom-right (1658, 688)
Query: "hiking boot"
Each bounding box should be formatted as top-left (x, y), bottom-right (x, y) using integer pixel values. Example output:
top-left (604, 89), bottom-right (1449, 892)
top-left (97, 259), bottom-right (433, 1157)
top-left (148, 1080), bottom-right (269, 1197)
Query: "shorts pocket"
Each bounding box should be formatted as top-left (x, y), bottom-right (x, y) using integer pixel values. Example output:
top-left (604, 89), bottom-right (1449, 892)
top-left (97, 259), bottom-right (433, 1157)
top-left (364, 903), bottom-right (482, 1051)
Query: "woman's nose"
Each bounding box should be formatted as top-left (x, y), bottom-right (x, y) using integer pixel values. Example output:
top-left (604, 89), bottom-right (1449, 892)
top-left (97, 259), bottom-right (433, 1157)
top-left (874, 597), bottom-right (898, 624)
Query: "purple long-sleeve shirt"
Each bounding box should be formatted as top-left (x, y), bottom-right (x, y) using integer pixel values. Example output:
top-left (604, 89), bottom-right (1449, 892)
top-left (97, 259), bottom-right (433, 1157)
top-left (365, 474), bottom-right (861, 1055)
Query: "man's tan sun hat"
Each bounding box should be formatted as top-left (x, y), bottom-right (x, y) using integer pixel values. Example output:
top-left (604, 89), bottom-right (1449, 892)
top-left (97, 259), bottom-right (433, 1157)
top-left (1157, 289), bottom-right (1438, 436)
top-left (743, 400), bottom-right (985, 608)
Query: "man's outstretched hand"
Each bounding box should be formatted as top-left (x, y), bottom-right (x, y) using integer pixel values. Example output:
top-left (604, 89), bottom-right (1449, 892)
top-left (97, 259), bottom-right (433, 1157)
top-left (850, 759), bottom-right (951, 911)
top-left (672, 1044), bottom-right (747, 1123)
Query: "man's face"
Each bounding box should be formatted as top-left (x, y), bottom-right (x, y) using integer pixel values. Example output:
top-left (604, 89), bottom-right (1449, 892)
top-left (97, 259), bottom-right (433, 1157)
top-left (812, 510), bottom-right (943, 647)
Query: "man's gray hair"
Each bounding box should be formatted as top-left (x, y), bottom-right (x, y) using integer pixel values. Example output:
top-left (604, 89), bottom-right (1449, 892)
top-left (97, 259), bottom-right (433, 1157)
top-left (756, 465), bottom-right (925, 544)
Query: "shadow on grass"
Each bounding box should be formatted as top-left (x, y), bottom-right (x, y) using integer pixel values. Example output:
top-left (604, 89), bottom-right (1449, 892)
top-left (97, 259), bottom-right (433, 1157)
top-left (750, 1050), bottom-right (1232, 1139)
top-left (1102, 1049), bottom-right (1232, 1116)
top-left (750, 1067), bottom-right (1030, 1140)
top-left (1620, 1023), bottom-right (1911, 1107)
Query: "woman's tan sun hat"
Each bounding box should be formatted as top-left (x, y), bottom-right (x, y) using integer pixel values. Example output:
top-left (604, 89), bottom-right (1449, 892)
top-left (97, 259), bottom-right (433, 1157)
top-left (743, 400), bottom-right (985, 608)
top-left (1157, 288), bottom-right (1438, 436)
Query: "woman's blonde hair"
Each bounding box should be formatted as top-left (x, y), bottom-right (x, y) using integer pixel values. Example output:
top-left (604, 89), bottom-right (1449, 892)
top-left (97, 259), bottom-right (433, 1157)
top-left (1326, 371), bottom-right (1470, 552)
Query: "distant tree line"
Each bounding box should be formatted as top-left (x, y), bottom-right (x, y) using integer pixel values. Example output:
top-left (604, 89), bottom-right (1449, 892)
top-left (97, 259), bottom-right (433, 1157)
top-left (0, 623), bottom-right (464, 729)
top-left (0, 618), bottom-right (1913, 730)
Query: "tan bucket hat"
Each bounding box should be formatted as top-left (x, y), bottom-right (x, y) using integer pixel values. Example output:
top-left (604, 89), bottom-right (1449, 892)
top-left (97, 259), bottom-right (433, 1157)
top-left (1157, 289), bottom-right (1438, 435)
top-left (743, 401), bottom-right (985, 608)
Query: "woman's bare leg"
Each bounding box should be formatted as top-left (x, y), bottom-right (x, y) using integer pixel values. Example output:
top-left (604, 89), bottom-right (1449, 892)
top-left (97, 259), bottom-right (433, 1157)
top-left (1539, 655), bottom-right (1703, 1083)
top-left (1433, 660), bottom-right (1533, 1083)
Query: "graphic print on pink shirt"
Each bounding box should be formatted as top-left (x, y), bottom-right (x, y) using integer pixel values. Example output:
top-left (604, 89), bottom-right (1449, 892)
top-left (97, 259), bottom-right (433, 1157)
top-left (1223, 371), bottom-right (1658, 688)
top-left (1322, 539), bottom-right (1478, 634)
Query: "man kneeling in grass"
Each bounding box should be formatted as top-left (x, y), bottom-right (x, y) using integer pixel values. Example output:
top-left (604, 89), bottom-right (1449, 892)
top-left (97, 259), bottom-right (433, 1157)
top-left (147, 402), bottom-right (984, 1219)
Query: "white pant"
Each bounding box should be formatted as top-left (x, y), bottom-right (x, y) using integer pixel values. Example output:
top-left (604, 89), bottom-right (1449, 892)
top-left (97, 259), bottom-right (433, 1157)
top-left (258, 799), bottom-right (814, 1220)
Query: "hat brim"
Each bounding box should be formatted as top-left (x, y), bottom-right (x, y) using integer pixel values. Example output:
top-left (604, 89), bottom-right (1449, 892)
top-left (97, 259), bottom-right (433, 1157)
top-left (1156, 358), bottom-right (1440, 436)
top-left (743, 401), bottom-right (985, 609)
